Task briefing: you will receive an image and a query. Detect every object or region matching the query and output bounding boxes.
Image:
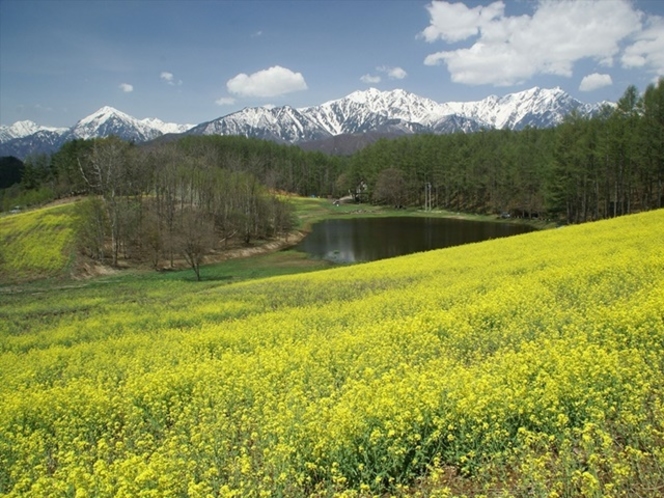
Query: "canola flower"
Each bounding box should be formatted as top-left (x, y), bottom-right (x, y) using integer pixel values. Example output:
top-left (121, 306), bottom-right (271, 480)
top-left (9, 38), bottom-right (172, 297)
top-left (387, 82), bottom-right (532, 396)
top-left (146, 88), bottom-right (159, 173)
top-left (1, 209), bottom-right (664, 497)
top-left (0, 204), bottom-right (76, 281)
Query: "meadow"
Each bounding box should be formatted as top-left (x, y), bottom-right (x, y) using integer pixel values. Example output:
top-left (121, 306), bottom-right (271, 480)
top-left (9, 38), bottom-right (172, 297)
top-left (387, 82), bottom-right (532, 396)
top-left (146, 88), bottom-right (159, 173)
top-left (1, 205), bottom-right (663, 497)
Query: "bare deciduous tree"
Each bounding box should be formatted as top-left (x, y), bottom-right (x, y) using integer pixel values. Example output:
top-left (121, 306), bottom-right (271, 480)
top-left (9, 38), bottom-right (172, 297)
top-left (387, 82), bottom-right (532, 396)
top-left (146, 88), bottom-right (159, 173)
top-left (177, 208), bottom-right (215, 281)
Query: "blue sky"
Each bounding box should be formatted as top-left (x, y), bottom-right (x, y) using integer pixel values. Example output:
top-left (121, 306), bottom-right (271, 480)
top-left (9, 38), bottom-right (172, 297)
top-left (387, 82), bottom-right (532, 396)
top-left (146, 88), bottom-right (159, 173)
top-left (1, 0), bottom-right (663, 127)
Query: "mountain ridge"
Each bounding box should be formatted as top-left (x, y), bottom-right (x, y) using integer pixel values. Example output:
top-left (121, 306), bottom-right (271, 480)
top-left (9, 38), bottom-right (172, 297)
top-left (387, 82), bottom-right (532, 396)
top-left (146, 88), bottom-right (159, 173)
top-left (188, 86), bottom-right (606, 143)
top-left (0, 87), bottom-right (607, 159)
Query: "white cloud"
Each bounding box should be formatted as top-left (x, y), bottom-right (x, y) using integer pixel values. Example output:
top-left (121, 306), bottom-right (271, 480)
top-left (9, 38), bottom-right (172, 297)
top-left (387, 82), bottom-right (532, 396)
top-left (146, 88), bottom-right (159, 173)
top-left (160, 71), bottom-right (182, 86)
top-left (420, 1), bottom-right (505, 43)
top-left (252, 30), bottom-right (263, 37)
top-left (421, 0), bottom-right (643, 86)
top-left (119, 83), bottom-right (133, 93)
top-left (226, 65), bottom-right (308, 98)
top-left (579, 73), bottom-right (613, 92)
top-left (360, 74), bottom-right (381, 84)
top-left (622, 16), bottom-right (664, 76)
top-left (215, 97), bottom-right (236, 106)
top-left (599, 56), bottom-right (614, 68)
top-left (378, 66), bottom-right (407, 80)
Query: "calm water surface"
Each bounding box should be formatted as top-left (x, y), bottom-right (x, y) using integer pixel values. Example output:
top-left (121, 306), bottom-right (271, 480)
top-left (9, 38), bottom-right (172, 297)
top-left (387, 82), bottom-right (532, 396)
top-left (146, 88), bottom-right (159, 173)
top-left (294, 217), bottom-right (534, 263)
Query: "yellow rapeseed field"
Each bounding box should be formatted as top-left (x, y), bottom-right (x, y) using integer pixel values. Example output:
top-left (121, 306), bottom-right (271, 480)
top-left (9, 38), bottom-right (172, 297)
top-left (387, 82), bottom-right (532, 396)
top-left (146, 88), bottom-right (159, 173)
top-left (1, 209), bottom-right (663, 497)
top-left (0, 204), bottom-right (76, 281)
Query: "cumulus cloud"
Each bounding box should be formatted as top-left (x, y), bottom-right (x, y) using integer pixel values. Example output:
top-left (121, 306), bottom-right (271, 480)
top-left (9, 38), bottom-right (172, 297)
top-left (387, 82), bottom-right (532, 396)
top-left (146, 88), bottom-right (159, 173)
top-left (226, 65), bottom-right (307, 98)
top-left (579, 73), bottom-right (613, 92)
top-left (360, 74), bottom-right (381, 84)
top-left (378, 66), bottom-right (407, 80)
top-left (119, 83), bottom-right (133, 93)
top-left (215, 97), bottom-right (236, 106)
top-left (421, 0), bottom-right (643, 86)
top-left (420, 1), bottom-right (504, 43)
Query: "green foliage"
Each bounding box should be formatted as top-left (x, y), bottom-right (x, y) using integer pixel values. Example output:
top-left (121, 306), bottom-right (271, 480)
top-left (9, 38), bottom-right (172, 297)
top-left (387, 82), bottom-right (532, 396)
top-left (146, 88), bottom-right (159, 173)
top-left (1, 155), bottom-right (57, 213)
top-left (172, 135), bottom-right (346, 196)
top-left (21, 154), bottom-right (53, 190)
top-left (49, 138), bottom-right (95, 195)
top-left (0, 185), bottom-right (55, 213)
top-left (0, 156), bottom-right (24, 189)
top-left (373, 167), bottom-right (407, 206)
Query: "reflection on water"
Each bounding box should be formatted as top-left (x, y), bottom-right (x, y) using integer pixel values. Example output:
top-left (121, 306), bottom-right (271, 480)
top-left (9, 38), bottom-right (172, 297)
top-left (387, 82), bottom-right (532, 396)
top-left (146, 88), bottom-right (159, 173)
top-left (294, 217), bottom-right (534, 263)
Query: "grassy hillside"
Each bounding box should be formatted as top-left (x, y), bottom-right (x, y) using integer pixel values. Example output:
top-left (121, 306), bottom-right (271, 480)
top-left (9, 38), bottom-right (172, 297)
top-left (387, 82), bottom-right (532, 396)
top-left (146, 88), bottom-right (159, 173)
top-left (0, 203), bottom-right (77, 282)
top-left (1, 209), bottom-right (663, 497)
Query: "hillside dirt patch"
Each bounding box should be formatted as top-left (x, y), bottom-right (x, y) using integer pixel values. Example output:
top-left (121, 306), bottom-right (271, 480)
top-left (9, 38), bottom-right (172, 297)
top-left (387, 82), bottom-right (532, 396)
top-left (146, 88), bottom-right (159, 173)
top-left (71, 230), bottom-right (309, 279)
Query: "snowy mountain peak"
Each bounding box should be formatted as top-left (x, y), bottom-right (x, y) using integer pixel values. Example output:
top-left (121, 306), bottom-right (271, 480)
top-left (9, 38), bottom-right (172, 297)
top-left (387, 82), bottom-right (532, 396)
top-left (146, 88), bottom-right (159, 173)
top-left (0, 120), bottom-right (68, 143)
top-left (139, 117), bottom-right (195, 135)
top-left (8, 120), bottom-right (39, 134)
top-left (76, 106), bottom-right (131, 127)
top-left (342, 87), bottom-right (384, 104)
top-left (0, 121), bottom-right (39, 142)
top-left (1, 87), bottom-right (605, 159)
top-left (327, 87), bottom-right (434, 108)
top-left (97, 105), bottom-right (122, 114)
top-left (66, 106), bottom-right (194, 141)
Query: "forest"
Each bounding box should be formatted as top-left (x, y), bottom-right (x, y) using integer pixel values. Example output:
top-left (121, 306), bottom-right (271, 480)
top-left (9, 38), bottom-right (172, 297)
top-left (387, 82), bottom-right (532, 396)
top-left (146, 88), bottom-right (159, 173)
top-left (1, 80), bottom-right (663, 267)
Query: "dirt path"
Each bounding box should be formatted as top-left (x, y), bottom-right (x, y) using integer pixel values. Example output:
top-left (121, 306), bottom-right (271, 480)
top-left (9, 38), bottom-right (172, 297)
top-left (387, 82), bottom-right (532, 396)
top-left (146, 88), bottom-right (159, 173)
top-left (202, 230), bottom-right (308, 263)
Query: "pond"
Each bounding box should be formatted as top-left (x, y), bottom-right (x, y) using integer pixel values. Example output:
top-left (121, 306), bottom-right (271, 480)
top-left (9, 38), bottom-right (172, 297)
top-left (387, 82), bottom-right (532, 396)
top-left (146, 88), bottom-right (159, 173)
top-left (294, 216), bottom-right (535, 263)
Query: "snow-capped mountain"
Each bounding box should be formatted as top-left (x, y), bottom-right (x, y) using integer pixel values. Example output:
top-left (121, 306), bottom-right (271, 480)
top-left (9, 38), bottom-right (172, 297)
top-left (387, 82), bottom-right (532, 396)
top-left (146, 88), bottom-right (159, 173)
top-left (140, 117), bottom-right (193, 135)
top-left (0, 130), bottom-right (68, 159)
top-left (437, 86), bottom-right (601, 130)
top-left (302, 88), bottom-right (445, 136)
top-left (63, 106), bottom-right (194, 142)
top-left (0, 120), bottom-right (67, 143)
top-left (0, 87), bottom-right (604, 159)
top-left (188, 105), bottom-right (330, 143)
top-left (190, 86), bottom-right (602, 143)
top-left (0, 107), bottom-right (194, 159)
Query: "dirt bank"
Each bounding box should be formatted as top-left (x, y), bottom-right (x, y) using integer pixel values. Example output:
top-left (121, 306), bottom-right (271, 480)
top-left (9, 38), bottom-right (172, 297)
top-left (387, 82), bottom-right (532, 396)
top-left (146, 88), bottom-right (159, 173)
top-left (73, 230), bottom-right (309, 279)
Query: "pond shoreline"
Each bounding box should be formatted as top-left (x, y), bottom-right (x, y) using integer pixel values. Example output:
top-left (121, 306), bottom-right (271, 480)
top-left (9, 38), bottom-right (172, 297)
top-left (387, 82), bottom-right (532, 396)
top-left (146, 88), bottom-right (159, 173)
top-left (289, 196), bottom-right (556, 234)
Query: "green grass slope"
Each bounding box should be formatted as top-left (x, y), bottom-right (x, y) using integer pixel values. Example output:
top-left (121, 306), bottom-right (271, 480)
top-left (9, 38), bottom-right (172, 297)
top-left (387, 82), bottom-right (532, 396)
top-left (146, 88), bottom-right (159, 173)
top-left (1, 209), bottom-right (663, 497)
